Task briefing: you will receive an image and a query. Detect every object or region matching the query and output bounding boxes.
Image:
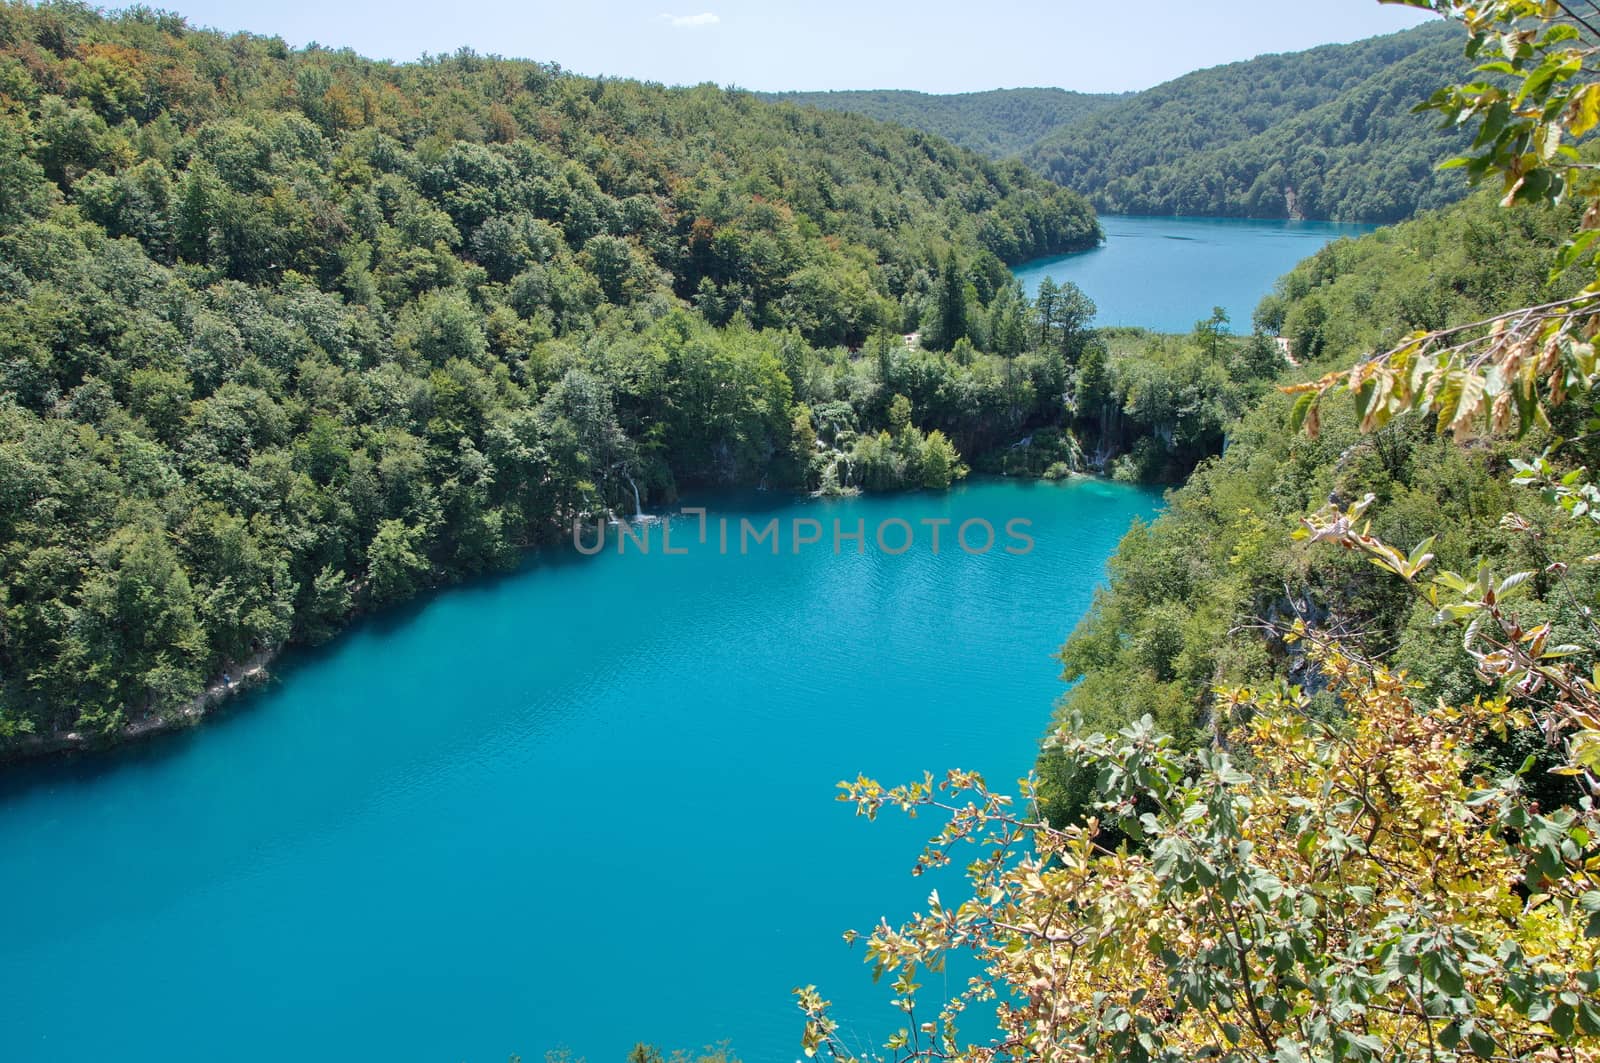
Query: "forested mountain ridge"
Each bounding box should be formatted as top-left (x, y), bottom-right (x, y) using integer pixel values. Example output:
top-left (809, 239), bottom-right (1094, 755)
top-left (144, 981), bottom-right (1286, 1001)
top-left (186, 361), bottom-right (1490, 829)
top-left (0, 1), bottom-right (1101, 753)
top-left (756, 88), bottom-right (1125, 159)
top-left (767, 24), bottom-right (1476, 223)
top-left (1023, 20), bottom-right (1473, 221)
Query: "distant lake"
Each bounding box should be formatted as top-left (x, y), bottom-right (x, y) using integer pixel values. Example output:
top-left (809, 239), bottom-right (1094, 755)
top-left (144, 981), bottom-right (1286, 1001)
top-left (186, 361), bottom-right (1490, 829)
top-left (1012, 215), bottom-right (1377, 333)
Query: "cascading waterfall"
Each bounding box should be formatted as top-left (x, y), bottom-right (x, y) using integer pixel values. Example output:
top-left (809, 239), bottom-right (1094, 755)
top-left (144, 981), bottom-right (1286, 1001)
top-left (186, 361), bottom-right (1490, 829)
top-left (1092, 436), bottom-right (1116, 473)
top-left (1088, 399), bottom-right (1120, 471)
top-left (623, 473), bottom-right (645, 520)
top-left (1065, 430), bottom-right (1085, 473)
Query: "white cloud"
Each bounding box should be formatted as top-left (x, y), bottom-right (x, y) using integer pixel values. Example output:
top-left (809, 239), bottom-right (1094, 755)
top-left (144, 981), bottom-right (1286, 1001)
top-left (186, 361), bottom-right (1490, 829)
top-left (658, 12), bottom-right (720, 28)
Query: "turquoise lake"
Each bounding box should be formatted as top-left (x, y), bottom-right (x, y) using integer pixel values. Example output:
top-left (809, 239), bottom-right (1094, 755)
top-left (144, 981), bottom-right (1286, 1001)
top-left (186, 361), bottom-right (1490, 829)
top-left (1012, 214), bottom-right (1377, 333)
top-left (0, 481), bottom-right (1159, 1062)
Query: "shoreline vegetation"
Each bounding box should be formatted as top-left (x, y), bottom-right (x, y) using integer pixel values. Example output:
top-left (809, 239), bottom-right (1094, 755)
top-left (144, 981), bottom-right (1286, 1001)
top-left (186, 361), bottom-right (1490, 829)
top-left (11, 0), bottom-right (1600, 1059)
top-left (0, 4), bottom-right (1444, 767)
top-left (4, 648), bottom-right (276, 762)
top-left (0, 276), bottom-right (1275, 766)
top-left (0, 1), bottom-right (1104, 759)
top-left (0, 258), bottom-right (1285, 767)
top-left (0, 464), bottom-right (1093, 767)
top-left (0, 3), bottom-right (1304, 763)
top-left (1038, 187), bottom-right (1594, 821)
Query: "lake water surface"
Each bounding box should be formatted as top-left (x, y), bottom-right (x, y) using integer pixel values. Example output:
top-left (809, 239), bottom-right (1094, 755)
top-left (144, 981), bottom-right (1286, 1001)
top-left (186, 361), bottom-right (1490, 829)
top-left (0, 481), bottom-right (1158, 1063)
top-left (1012, 215), bottom-right (1376, 333)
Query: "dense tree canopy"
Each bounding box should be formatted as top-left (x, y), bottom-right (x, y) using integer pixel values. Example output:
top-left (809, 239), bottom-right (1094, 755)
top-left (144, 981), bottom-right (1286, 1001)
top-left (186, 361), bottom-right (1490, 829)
top-left (1024, 21), bottom-right (1476, 222)
top-left (0, 0), bottom-right (1103, 751)
top-left (769, 24), bottom-right (1480, 223)
top-left (802, 7), bottom-right (1600, 1061)
top-left (758, 88), bottom-right (1125, 160)
top-left (1041, 186), bottom-right (1591, 817)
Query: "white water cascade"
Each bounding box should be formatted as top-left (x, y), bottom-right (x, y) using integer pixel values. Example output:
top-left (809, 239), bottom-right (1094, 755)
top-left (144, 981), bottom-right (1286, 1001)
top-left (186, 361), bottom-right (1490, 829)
top-left (623, 473), bottom-right (650, 521)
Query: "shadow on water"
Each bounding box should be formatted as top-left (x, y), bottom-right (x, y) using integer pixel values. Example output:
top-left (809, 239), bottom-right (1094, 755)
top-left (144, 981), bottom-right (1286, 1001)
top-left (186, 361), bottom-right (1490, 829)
top-left (0, 529), bottom-right (568, 802)
top-left (0, 627), bottom-right (379, 804)
top-left (0, 488), bottom-right (810, 803)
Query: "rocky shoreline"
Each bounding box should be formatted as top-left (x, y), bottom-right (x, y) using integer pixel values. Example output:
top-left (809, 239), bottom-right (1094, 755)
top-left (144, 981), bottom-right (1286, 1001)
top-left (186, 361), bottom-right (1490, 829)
top-left (1, 651), bottom-right (276, 766)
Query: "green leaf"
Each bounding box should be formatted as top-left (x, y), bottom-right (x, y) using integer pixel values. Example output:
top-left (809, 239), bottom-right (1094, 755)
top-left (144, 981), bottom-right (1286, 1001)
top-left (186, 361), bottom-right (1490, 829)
top-left (1289, 392), bottom-right (1316, 434)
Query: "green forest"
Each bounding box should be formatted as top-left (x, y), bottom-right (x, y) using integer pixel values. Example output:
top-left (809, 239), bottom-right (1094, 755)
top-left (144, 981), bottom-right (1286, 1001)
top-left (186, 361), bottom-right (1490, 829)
top-left (772, 22), bottom-right (1477, 223)
top-left (758, 88), bottom-right (1125, 160)
top-left (1022, 20), bottom-right (1476, 221)
top-left (6, 0), bottom-right (1600, 1060)
top-left (802, 5), bottom-right (1600, 1061)
top-left (0, 0), bottom-right (1108, 749)
top-left (1039, 185), bottom-right (1596, 822)
top-left (1023, 20), bottom-right (1475, 221)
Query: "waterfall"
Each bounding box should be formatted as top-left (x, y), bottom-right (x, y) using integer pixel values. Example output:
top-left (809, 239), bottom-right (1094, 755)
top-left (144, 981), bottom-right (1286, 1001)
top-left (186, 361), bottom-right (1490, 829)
top-left (1091, 435), bottom-right (1115, 473)
top-left (1066, 430), bottom-right (1084, 473)
top-left (624, 473), bottom-right (644, 520)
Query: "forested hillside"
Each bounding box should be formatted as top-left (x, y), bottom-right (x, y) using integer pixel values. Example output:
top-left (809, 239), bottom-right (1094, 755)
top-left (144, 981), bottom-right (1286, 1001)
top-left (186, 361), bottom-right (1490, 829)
top-left (768, 24), bottom-right (1475, 223)
top-left (758, 88), bottom-right (1123, 159)
top-left (811, 8), bottom-right (1600, 1054)
top-left (1038, 186), bottom-right (1595, 822)
top-left (1024, 21), bottom-right (1474, 221)
top-left (0, 1), bottom-right (1101, 752)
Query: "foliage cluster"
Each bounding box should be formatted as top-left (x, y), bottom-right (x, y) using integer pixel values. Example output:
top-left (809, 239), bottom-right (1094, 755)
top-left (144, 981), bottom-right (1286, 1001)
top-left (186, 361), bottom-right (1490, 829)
top-left (803, 644), bottom-right (1600, 1062)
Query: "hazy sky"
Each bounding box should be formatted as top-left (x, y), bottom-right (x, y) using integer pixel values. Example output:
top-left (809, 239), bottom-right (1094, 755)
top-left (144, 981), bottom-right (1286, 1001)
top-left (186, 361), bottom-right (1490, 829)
top-left (155, 1), bottom-right (1438, 94)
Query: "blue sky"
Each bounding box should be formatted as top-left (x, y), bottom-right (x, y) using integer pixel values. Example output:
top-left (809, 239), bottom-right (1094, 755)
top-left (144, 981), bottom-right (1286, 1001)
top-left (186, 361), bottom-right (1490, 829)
top-left (157, 1), bottom-right (1437, 94)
